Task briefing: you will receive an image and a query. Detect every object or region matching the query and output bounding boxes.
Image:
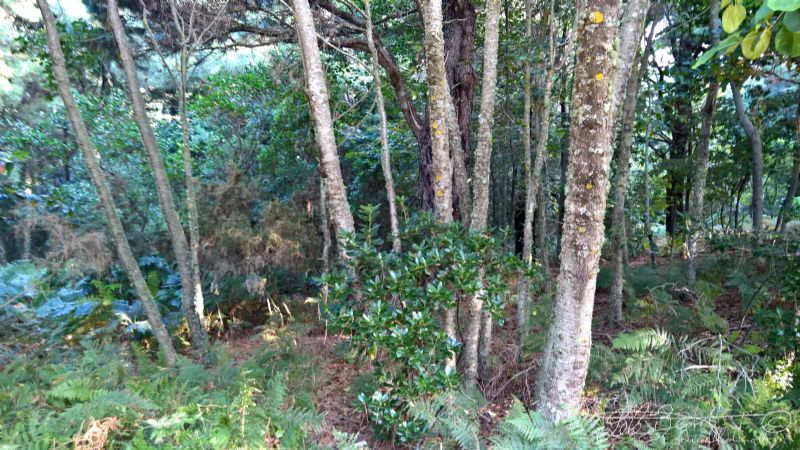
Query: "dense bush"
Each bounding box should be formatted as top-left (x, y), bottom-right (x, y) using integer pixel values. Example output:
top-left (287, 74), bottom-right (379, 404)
top-left (325, 209), bottom-right (527, 443)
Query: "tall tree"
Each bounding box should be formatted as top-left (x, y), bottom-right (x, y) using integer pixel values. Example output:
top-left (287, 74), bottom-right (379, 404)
top-left (36, 0), bottom-right (177, 366)
top-left (462, 0), bottom-right (501, 387)
top-left (536, 0), bottom-right (620, 422)
top-left (291, 0), bottom-right (355, 243)
top-left (420, 0), bottom-right (456, 364)
top-left (777, 93), bottom-right (800, 234)
top-left (608, 1), bottom-right (653, 322)
top-left (107, 0), bottom-right (211, 358)
top-left (687, 0), bottom-right (721, 283)
top-left (364, 0), bottom-right (400, 252)
top-left (731, 82), bottom-right (764, 241)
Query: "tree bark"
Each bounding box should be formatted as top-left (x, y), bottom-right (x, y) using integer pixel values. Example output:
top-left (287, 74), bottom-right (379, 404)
top-left (174, 40), bottom-right (205, 322)
top-left (420, 0), bottom-right (456, 366)
top-left (38, 0), bottom-right (177, 366)
top-left (292, 0), bottom-right (355, 241)
top-left (536, 0), bottom-right (620, 422)
top-left (365, 0), bottom-right (400, 252)
top-left (731, 82), bottom-right (764, 241)
top-left (518, 0), bottom-right (562, 345)
top-left (462, 0), bottom-right (501, 387)
top-left (643, 119), bottom-right (658, 267)
top-left (777, 94), bottom-right (800, 234)
top-left (687, 0), bottom-right (721, 284)
top-left (107, 0), bottom-right (211, 358)
top-left (609, 4), bottom-right (653, 321)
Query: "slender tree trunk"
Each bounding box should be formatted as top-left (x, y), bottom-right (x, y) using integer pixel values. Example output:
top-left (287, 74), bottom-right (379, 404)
top-left (731, 82), bottom-right (764, 242)
top-left (609, 53), bottom-right (644, 323)
top-left (643, 119), bottom-right (658, 267)
top-left (777, 94), bottom-right (800, 234)
top-left (517, 0), bottom-right (535, 344)
top-left (462, 0), bottom-right (501, 387)
top-left (536, 175), bottom-right (551, 291)
top-left (446, 88), bottom-right (472, 226)
top-left (365, 0), bottom-right (400, 252)
top-left (518, 0), bottom-right (557, 344)
top-left (107, 0), bottom-right (210, 358)
top-left (21, 164), bottom-right (33, 260)
top-left (292, 0), bottom-right (355, 241)
top-left (38, 0), bottom-right (177, 366)
top-left (536, 0), bottom-right (620, 422)
top-left (176, 48), bottom-right (206, 321)
top-left (687, 0), bottom-right (721, 283)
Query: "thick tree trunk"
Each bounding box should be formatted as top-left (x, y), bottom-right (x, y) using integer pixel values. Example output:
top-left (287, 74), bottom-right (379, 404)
top-left (420, 0), bottom-right (454, 225)
top-left (444, 0), bottom-right (476, 221)
top-left (420, 0), bottom-right (456, 366)
top-left (777, 94), bottom-right (800, 234)
top-left (731, 83), bottom-right (764, 241)
top-left (687, 0), bottom-right (721, 283)
top-left (107, 0), bottom-right (211, 358)
top-left (365, 0), bottom-right (400, 252)
top-left (292, 0), bottom-right (355, 241)
top-left (462, 0), bottom-right (500, 387)
top-left (536, 0), bottom-right (620, 422)
top-left (38, 0), bottom-right (177, 366)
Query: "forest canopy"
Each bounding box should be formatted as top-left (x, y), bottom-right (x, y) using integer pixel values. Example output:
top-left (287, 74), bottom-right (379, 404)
top-left (1, 0), bottom-right (799, 448)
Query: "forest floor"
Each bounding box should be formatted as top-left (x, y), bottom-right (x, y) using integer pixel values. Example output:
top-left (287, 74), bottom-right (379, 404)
top-left (219, 254), bottom-right (752, 448)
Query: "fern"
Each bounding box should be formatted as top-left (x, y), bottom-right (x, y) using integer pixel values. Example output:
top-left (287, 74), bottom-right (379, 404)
top-left (491, 398), bottom-right (609, 450)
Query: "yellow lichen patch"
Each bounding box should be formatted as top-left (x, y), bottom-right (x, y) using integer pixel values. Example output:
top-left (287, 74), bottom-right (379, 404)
top-left (595, 73), bottom-right (604, 81)
top-left (436, 190), bottom-right (444, 198)
top-left (435, 129), bottom-right (443, 136)
top-left (432, 121), bottom-right (439, 129)
top-left (435, 174), bottom-right (442, 182)
top-left (589, 11), bottom-right (604, 24)
top-left (585, 182), bottom-right (593, 190)
top-left (578, 226), bottom-right (586, 233)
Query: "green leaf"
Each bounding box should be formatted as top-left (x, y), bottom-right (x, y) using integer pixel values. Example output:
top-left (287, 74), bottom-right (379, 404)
top-left (766, 0), bottom-right (800, 11)
top-left (775, 25), bottom-right (800, 56)
top-left (722, 3), bottom-right (747, 33)
top-left (692, 34), bottom-right (742, 68)
top-left (785, 10), bottom-right (800, 32)
top-left (741, 26), bottom-right (772, 59)
top-left (755, 3), bottom-right (774, 22)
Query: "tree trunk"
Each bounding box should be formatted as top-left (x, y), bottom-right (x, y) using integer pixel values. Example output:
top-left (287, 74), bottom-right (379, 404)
top-left (608, 0), bottom-right (651, 323)
top-left (687, 0), bottom-right (721, 284)
top-left (536, 0), bottom-right (620, 422)
top-left (175, 47), bottom-right (206, 322)
top-left (731, 82), bottom-right (764, 241)
top-left (462, 0), bottom-right (501, 387)
top-left (365, 0), bottom-right (400, 252)
top-left (420, 0), bottom-right (456, 366)
top-left (777, 94), bottom-right (800, 234)
top-left (609, 52), bottom-right (644, 323)
top-left (292, 0), bottom-right (355, 241)
top-left (107, 0), bottom-right (211, 358)
top-left (38, 0), bottom-right (177, 366)
top-left (643, 119), bottom-right (658, 267)
top-left (536, 176), bottom-right (551, 291)
top-left (518, 0), bottom-right (559, 344)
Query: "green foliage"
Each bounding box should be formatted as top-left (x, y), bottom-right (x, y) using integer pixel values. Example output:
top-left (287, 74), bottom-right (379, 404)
top-left (325, 210), bottom-right (527, 444)
top-left (490, 399), bottom-right (608, 450)
top-left (589, 329), bottom-right (800, 448)
top-left (0, 335), bottom-right (320, 449)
